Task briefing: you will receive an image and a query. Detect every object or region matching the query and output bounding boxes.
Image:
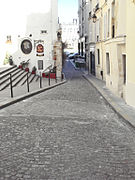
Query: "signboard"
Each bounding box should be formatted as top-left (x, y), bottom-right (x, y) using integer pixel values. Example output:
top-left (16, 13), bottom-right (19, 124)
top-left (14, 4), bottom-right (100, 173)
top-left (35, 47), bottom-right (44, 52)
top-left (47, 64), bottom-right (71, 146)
top-left (34, 40), bottom-right (44, 56)
top-left (37, 44), bottom-right (44, 53)
top-left (21, 39), bottom-right (32, 54)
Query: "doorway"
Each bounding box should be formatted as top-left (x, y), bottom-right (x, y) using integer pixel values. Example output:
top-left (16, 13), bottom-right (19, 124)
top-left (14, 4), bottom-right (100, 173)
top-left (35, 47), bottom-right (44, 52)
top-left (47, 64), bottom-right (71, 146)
top-left (90, 52), bottom-right (95, 76)
top-left (122, 54), bottom-right (126, 84)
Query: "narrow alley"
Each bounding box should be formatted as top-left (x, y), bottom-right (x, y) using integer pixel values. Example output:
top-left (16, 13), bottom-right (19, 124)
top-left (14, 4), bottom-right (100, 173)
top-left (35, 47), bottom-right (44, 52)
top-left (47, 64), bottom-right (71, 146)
top-left (0, 60), bottom-right (135, 179)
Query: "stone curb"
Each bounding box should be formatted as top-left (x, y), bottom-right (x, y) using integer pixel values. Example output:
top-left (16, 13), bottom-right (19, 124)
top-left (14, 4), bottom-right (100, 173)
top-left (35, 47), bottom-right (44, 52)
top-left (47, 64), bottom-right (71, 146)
top-left (70, 60), bottom-right (80, 70)
top-left (83, 74), bottom-right (135, 129)
top-left (0, 80), bottom-right (67, 110)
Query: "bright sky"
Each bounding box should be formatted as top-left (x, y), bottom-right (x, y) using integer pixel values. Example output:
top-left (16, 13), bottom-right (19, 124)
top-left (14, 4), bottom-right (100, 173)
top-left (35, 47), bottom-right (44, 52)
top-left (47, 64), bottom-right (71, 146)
top-left (58, 0), bottom-right (78, 23)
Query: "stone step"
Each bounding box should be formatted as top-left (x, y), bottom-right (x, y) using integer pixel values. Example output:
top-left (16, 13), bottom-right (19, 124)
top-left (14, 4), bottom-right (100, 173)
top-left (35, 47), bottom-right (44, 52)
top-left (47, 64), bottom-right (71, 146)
top-left (22, 73), bottom-right (38, 85)
top-left (0, 65), bottom-right (17, 75)
top-left (0, 69), bottom-right (22, 86)
top-left (0, 71), bottom-right (26, 91)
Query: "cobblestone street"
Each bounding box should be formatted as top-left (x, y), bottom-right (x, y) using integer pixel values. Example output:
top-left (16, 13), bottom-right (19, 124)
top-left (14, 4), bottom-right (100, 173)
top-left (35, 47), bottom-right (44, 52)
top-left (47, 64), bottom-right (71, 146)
top-left (0, 61), bottom-right (135, 179)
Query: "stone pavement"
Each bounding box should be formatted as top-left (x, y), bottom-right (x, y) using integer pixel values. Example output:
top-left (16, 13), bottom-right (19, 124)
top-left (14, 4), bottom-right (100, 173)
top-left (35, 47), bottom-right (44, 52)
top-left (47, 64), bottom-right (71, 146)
top-left (0, 60), bottom-right (135, 179)
top-left (82, 72), bottom-right (135, 129)
top-left (1, 61), bottom-right (135, 129)
top-left (70, 58), bottom-right (135, 129)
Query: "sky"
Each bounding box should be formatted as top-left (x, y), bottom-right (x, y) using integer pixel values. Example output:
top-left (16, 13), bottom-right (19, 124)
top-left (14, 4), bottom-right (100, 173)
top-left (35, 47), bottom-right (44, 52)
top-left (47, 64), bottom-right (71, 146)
top-left (58, 0), bottom-right (78, 23)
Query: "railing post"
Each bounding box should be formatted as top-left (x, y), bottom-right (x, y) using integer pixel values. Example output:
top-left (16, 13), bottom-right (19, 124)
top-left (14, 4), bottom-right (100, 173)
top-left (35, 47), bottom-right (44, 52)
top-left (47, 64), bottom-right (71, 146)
top-left (48, 70), bottom-right (50, 86)
top-left (40, 72), bottom-right (42, 88)
top-left (55, 67), bottom-right (57, 83)
top-left (10, 74), bottom-right (13, 98)
top-left (26, 72), bottom-right (29, 92)
top-left (88, 61), bottom-right (89, 75)
top-left (61, 72), bottom-right (63, 82)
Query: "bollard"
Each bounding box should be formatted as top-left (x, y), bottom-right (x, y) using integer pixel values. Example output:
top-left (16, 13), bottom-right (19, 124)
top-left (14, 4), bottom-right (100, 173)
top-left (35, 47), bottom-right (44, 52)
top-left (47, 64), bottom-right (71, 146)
top-left (88, 61), bottom-right (90, 75)
top-left (26, 72), bottom-right (30, 92)
top-left (48, 70), bottom-right (50, 86)
top-left (10, 74), bottom-right (13, 98)
top-left (61, 73), bottom-right (63, 82)
top-left (55, 70), bottom-right (57, 83)
top-left (40, 72), bottom-right (42, 88)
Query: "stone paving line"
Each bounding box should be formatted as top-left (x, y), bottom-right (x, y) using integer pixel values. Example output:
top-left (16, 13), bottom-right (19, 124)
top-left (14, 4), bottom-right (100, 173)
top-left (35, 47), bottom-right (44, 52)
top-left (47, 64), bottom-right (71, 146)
top-left (82, 72), bottom-right (135, 129)
top-left (0, 77), bottom-right (67, 110)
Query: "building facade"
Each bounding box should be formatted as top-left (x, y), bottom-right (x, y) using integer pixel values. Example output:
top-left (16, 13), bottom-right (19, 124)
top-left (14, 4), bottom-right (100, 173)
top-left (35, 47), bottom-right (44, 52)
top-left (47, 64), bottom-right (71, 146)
top-left (0, 0), bottom-right (59, 75)
top-left (126, 0), bottom-right (135, 107)
top-left (92, 0), bottom-right (126, 99)
top-left (61, 19), bottom-right (79, 53)
top-left (78, 0), bottom-right (135, 106)
top-left (78, 0), bottom-right (90, 62)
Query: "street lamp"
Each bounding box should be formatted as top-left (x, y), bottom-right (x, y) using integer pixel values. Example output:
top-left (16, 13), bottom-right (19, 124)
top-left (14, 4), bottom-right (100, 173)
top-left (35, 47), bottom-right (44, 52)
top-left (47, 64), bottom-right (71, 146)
top-left (57, 32), bottom-right (61, 41)
top-left (92, 14), bottom-right (97, 23)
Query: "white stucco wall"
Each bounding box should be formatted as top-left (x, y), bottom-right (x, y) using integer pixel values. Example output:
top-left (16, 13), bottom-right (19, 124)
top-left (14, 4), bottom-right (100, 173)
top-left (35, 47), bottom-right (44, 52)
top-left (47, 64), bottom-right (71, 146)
top-left (126, 1), bottom-right (135, 107)
top-left (0, 0), bottom-right (58, 74)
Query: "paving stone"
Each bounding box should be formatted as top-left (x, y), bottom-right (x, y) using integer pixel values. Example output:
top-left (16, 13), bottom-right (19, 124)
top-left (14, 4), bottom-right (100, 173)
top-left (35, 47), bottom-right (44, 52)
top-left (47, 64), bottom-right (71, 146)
top-left (0, 61), bottom-right (135, 179)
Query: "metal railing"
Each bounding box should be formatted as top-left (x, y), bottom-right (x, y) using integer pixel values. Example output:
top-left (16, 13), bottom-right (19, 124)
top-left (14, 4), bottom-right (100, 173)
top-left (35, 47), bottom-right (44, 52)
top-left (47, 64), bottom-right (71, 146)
top-left (10, 74), bottom-right (13, 98)
top-left (9, 66), bottom-right (64, 98)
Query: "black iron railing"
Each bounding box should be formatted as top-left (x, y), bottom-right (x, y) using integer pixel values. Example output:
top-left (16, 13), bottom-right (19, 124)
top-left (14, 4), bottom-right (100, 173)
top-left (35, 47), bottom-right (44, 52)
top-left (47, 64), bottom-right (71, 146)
top-left (9, 66), bottom-right (64, 98)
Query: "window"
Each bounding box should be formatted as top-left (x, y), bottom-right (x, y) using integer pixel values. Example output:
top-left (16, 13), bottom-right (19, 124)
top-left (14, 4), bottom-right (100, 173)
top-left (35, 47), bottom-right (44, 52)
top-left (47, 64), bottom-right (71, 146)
top-left (112, 25), bottom-right (115, 38)
top-left (106, 53), bottom-right (110, 75)
top-left (81, 42), bottom-right (83, 56)
top-left (38, 60), bottom-right (43, 70)
top-left (104, 13), bottom-right (107, 39)
top-left (112, 1), bottom-right (115, 18)
top-left (96, 19), bottom-right (100, 42)
top-left (41, 30), bottom-right (47, 34)
top-left (107, 9), bottom-right (110, 37)
top-left (97, 49), bottom-right (100, 64)
top-left (123, 55), bottom-right (126, 84)
top-left (6, 35), bottom-right (12, 44)
top-left (111, 1), bottom-right (115, 38)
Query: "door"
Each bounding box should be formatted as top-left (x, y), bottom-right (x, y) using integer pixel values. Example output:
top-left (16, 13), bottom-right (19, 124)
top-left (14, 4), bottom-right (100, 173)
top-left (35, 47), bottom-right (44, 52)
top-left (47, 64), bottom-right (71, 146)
top-left (90, 52), bottom-right (96, 76)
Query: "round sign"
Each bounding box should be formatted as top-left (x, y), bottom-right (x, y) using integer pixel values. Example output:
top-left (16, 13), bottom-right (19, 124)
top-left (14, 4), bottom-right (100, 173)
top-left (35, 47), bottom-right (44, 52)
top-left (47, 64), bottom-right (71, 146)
top-left (21, 39), bottom-right (32, 54)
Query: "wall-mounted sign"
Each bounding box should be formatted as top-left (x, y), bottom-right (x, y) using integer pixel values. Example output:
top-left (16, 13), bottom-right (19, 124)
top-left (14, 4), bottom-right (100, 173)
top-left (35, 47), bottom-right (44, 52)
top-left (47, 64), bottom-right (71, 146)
top-left (34, 40), bottom-right (44, 56)
top-left (21, 39), bottom-right (32, 54)
top-left (37, 44), bottom-right (44, 53)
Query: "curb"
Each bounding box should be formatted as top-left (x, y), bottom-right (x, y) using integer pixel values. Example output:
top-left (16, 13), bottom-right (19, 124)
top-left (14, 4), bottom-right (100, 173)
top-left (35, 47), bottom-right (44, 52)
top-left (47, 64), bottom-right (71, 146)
top-left (0, 79), bottom-right (67, 110)
top-left (82, 74), bottom-right (135, 130)
top-left (70, 60), bottom-right (80, 70)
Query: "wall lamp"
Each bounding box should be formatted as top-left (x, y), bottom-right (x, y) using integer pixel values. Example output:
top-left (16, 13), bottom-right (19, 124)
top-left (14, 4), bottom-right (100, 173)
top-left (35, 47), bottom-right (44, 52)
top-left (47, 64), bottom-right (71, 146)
top-left (92, 14), bottom-right (97, 23)
top-left (57, 32), bottom-right (61, 41)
